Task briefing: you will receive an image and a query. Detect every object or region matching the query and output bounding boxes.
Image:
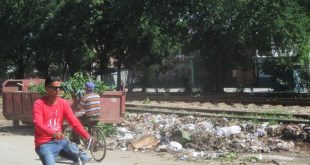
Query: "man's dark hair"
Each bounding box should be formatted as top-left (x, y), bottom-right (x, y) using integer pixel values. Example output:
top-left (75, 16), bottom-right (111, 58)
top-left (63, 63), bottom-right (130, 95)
top-left (44, 76), bottom-right (61, 86)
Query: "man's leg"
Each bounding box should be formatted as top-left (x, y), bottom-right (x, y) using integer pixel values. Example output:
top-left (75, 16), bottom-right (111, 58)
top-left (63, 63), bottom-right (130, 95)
top-left (59, 139), bottom-right (89, 163)
top-left (35, 140), bottom-right (61, 165)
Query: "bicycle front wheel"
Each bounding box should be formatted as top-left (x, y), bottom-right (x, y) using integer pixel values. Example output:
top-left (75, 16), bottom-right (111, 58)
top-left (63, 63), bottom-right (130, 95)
top-left (90, 127), bottom-right (107, 162)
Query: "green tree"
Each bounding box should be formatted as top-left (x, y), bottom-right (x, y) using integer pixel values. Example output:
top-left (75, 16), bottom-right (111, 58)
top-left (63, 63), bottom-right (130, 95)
top-left (0, 0), bottom-right (44, 78)
top-left (175, 0), bottom-right (310, 92)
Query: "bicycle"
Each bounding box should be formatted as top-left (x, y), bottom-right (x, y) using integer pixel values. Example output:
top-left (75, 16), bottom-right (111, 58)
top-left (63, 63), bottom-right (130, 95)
top-left (63, 123), bottom-right (107, 162)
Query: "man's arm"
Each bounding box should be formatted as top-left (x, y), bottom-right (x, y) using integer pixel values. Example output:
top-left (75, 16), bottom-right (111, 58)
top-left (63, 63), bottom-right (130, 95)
top-left (63, 100), bottom-right (90, 139)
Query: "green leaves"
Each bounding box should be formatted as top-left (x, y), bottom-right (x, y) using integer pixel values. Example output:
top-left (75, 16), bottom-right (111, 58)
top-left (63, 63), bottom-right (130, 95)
top-left (62, 72), bottom-right (112, 99)
top-left (28, 82), bottom-right (46, 96)
top-left (1, 0), bottom-right (310, 93)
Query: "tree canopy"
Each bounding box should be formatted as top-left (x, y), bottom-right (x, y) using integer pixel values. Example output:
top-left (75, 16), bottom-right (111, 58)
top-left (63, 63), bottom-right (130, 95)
top-left (0, 0), bottom-right (309, 92)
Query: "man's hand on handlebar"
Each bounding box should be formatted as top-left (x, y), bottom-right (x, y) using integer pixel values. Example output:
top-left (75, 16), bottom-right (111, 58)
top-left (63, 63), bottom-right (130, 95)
top-left (52, 132), bottom-right (64, 140)
top-left (85, 136), bottom-right (95, 150)
top-left (87, 136), bottom-right (96, 143)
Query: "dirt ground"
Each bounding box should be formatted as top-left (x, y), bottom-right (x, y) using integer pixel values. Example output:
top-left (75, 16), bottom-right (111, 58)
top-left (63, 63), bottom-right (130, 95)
top-left (1, 99), bottom-right (310, 165)
top-left (0, 118), bottom-right (310, 165)
top-left (0, 120), bottom-right (207, 165)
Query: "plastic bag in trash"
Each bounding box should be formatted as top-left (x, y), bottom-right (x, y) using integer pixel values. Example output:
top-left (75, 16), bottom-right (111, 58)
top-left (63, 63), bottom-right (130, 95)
top-left (197, 121), bottom-right (213, 132)
top-left (255, 129), bottom-right (266, 137)
top-left (215, 125), bottom-right (241, 137)
top-left (185, 124), bottom-right (196, 131)
top-left (168, 141), bottom-right (183, 152)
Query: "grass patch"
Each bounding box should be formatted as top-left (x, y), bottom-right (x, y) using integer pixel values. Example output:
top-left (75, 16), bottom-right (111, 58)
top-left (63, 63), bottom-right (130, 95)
top-left (268, 119), bottom-right (279, 125)
top-left (96, 123), bottom-right (118, 137)
top-left (218, 152), bottom-right (238, 160)
top-left (269, 108), bottom-right (289, 114)
top-left (219, 110), bottom-right (306, 123)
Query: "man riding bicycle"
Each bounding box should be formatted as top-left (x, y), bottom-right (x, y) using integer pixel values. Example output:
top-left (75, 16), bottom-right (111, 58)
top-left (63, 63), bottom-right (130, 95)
top-left (72, 82), bottom-right (101, 144)
top-left (33, 76), bottom-right (92, 165)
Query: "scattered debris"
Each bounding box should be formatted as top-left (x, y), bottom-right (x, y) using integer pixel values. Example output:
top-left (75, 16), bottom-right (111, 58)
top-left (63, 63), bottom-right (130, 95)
top-left (108, 113), bottom-right (310, 161)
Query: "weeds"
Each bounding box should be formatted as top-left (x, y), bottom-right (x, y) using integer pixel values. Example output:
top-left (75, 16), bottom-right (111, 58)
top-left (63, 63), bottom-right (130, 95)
top-left (270, 109), bottom-right (289, 114)
top-left (218, 110), bottom-right (305, 123)
top-left (142, 97), bottom-right (151, 104)
top-left (249, 118), bottom-right (259, 124)
top-left (243, 156), bottom-right (260, 162)
top-left (97, 123), bottom-right (117, 136)
top-left (218, 152), bottom-right (238, 160)
top-left (268, 119), bottom-right (279, 125)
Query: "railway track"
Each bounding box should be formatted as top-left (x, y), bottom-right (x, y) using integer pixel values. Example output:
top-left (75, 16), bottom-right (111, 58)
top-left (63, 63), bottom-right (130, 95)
top-left (126, 103), bottom-right (310, 124)
top-left (126, 95), bottom-right (310, 106)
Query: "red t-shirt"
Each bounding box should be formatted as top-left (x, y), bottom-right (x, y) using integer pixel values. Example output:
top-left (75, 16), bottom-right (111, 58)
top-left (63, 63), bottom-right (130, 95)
top-left (33, 96), bottom-right (90, 148)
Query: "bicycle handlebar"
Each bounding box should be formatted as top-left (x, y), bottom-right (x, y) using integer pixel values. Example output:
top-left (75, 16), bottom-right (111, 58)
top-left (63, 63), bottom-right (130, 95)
top-left (87, 138), bottom-right (93, 150)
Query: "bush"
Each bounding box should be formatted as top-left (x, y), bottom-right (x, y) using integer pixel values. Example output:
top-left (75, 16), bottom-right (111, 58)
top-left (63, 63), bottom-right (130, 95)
top-left (62, 72), bottom-right (113, 99)
top-left (28, 72), bottom-right (113, 99)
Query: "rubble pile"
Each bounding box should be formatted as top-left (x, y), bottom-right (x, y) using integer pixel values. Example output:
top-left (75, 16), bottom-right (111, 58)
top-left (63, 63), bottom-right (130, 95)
top-left (108, 113), bottom-right (310, 160)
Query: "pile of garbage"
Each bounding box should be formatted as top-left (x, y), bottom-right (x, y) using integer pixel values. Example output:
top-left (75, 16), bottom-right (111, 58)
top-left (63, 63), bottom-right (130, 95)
top-left (107, 113), bottom-right (310, 160)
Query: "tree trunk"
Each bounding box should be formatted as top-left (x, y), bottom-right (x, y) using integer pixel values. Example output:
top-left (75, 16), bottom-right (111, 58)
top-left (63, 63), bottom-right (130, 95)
top-left (141, 68), bottom-right (149, 92)
top-left (15, 61), bottom-right (25, 79)
top-left (117, 61), bottom-right (122, 90)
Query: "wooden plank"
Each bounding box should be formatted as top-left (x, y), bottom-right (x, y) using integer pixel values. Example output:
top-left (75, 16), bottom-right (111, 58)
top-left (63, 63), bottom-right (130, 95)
top-left (12, 93), bottom-right (23, 120)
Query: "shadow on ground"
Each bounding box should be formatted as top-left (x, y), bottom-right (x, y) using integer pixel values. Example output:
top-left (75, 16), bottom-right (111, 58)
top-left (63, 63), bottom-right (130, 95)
top-left (0, 125), bottom-right (33, 136)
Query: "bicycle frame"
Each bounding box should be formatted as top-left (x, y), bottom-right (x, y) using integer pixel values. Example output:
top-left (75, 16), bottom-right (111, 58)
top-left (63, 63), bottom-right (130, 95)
top-left (63, 125), bottom-right (107, 162)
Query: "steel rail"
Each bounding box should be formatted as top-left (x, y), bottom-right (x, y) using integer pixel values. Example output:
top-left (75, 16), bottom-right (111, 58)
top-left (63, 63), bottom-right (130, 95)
top-left (126, 95), bottom-right (310, 106)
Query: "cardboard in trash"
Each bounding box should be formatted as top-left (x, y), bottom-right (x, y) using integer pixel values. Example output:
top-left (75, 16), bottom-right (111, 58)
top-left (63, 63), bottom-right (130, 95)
top-left (131, 134), bottom-right (160, 149)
